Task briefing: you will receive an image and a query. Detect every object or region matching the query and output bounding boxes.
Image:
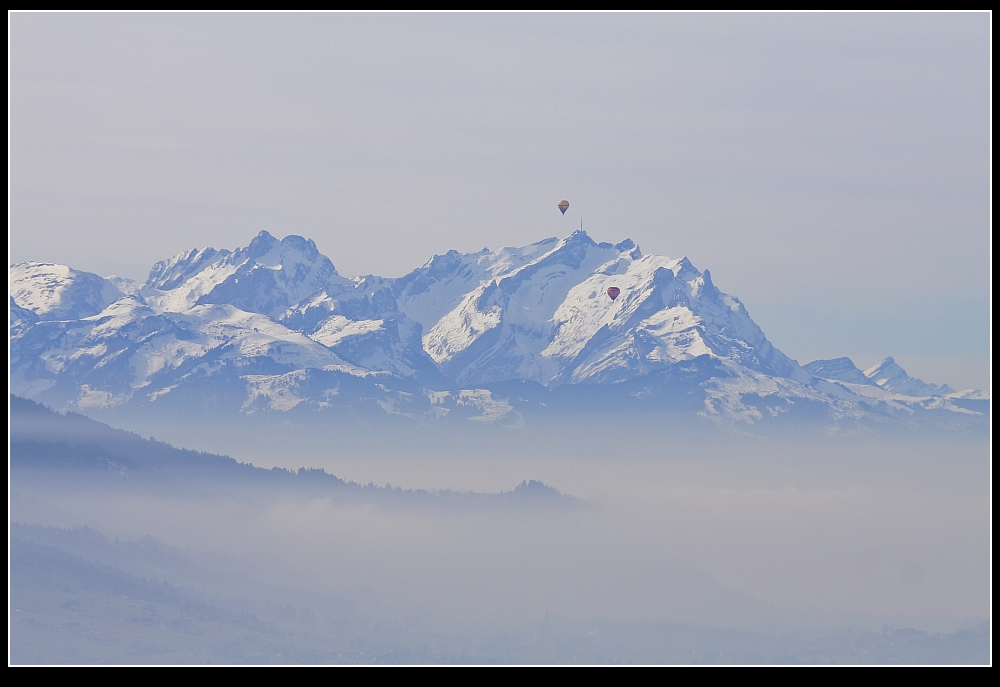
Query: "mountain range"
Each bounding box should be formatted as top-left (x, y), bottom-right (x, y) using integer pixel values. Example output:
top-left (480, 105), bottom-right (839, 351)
top-left (9, 230), bottom-right (988, 432)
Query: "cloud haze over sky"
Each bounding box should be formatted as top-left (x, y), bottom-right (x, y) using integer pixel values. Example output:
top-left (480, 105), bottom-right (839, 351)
top-left (9, 13), bottom-right (990, 389)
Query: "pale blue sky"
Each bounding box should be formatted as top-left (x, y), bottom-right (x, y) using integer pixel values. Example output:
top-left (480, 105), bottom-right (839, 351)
top-left (9, 12), bottom-right (990, 389)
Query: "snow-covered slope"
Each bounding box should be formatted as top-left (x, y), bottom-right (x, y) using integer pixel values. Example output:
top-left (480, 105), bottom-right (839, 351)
top-left (9, 230), bottom-right (985, 430)
top-left (803, 358), bottom-right (874, 386)
top-left (10, 296), bottom-right (371, 408)
top-left (805, 356), bottom-right (958, 398)
top-left (143, 231), bottom-right (354, 316)
top-left (393, 237), bottom-right (560, 332)
top-left (422, 231), bottom-right (803, 387)
top-left (10, 296), bottom-right (38, 330)
top-left (10, 263), bottom-right (125, 321)
top-left (862, 357), bottom-right (954, 396)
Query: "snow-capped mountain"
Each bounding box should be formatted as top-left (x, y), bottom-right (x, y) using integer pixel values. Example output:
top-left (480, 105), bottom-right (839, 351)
top-left (805, 356), bottom-right (956, 397)
top-left (10, 263), bottom-right (125, 321)
top-left (801, 355), bottom-right (984, 426)
top-left (863, 357), bottom-right (955, 396)
top-left (9, 230), bottom-right (987, 430)
top-left (416, 231), bottom-right (804, 387)
top-left (803, 357), bottom-right (873, 386)
top-left (143, 232), bottom-right (353, 316)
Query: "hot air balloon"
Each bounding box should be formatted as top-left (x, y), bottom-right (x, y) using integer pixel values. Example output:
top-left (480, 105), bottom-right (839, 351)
top-left (607, 286), bottom-right (621, 301)
top-left (557, 200), bottom-right (570, 215)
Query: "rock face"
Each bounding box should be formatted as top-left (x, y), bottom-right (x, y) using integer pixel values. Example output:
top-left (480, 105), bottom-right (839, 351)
top-left (9, 230), bottom-right (985, 429)
top-left (803, 358), bottom-right (873, 386)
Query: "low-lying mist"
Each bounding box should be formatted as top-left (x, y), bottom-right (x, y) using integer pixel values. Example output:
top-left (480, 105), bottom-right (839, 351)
top-left (10, 407), bottom-right (990, 663)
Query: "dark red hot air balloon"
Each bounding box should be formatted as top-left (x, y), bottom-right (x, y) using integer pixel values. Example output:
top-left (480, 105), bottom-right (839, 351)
top-left (607, 286), bottom-right (621, 301)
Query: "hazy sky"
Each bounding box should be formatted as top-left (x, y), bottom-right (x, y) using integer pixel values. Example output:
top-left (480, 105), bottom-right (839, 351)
top-left (9, 12), bottom-right (990, 389)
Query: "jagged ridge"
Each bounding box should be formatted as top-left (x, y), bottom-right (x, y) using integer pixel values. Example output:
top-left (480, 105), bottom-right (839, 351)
top-left (9, 230), bottom-right (986, 428)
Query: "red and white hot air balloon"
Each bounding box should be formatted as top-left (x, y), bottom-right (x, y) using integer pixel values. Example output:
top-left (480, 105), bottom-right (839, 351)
top-left (606, 286), bottom-right (621, 301)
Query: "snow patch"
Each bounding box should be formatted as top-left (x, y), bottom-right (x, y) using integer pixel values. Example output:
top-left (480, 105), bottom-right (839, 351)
top-left (309, 316), bottom-right (385, 348)
top-left (242, 371), bottom-right (308, 412)
top-left (77, 384), bottom-right (127, 409)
